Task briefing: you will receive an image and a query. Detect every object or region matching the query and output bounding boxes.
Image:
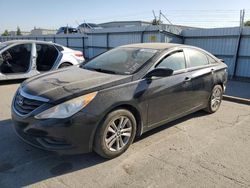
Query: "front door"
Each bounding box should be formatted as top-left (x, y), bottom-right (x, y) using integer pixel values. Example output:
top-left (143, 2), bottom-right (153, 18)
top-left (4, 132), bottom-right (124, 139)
top-left (146, 50), bottom-right (193, 128)
top-left (0, 43), bottom-right (36, 80)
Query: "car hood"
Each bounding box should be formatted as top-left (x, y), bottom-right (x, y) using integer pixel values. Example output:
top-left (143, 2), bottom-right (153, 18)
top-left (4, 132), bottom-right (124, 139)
top-left (21, 67), bottom-right (132, 102)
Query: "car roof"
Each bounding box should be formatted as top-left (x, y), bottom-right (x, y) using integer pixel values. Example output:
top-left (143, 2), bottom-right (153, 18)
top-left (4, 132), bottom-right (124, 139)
top-left (120, 42), bottom-right (208, 51)
top-left (120, 43), bottom-right (182, 50)
top-left (119, 43), bottom-right (219, 60)
top-left (1, 40), bottom-right (62, 46)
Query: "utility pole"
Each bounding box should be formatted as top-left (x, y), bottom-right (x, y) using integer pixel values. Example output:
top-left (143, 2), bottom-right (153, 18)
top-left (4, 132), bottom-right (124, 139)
top-left (159, 10), bottom-right (162, 24)
top-left (232, 9), bottom-right (245, 78)
top-left (240, 9), bottom-right (245, 27)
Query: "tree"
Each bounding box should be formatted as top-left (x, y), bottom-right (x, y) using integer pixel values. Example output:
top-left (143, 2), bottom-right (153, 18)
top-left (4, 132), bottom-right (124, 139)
top-left (244, 20), bottom-right (250, 26)
top-left (1, 30), bottom-right (9, 36)
top-left (17, 26), bottom-right (22, 35)
top-left (151, 18), bottom-right (163, 26)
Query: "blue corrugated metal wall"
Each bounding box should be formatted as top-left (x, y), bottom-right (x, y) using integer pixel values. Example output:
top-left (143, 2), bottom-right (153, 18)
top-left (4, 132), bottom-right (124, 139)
top-left (1, 26), bottom-right (250, 78)
top-left (0, 25), bottom-right (183, 59)
top-left (183, 27), bottom-right (250, 78)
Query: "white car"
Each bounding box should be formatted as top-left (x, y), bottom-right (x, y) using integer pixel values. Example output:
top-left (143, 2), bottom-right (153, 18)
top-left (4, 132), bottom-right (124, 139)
top-left (0, 40), bottom-right (85, 80)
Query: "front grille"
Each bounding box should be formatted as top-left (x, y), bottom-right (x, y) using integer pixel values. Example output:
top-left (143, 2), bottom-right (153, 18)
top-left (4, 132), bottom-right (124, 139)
top-left (14, 91), bottom-right (45, 115)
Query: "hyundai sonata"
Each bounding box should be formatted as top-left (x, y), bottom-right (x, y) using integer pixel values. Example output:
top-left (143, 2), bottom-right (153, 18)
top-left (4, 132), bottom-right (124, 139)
top-left (11, 43), bottom-right (227, 158)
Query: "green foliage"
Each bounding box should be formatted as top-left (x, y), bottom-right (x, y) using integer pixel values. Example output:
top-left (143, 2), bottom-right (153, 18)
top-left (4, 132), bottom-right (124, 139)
top-left (17, 26), bottom-right (22, 35)
top-left (1, 30), bottom-right (9, 36)
top-left (151, 19), bottom-right (163, 25)
top-left (244, 20), bottom-right (250, 26)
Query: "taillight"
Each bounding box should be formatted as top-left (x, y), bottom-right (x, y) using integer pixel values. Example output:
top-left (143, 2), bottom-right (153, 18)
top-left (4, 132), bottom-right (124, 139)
top-left (74, 51), bottom-right (83, 57)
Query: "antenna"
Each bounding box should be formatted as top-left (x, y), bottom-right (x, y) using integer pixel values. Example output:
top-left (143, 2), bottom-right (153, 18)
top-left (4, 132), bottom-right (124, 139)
top-left (160, 11), bottom-right (173, 25)
top-left (152, 10), bottom-right (157, 21)
top-left (160, 11), bottom-right (181, 34)
top-left (75, 20), bottom-right (82, 33)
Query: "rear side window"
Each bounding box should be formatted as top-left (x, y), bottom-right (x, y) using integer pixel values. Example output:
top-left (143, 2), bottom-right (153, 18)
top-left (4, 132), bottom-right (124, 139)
top-left (186, 49), bottom-right (209, 68)
top-left (156, 51), bottom-right (186, 71)
top-left (207, 55), bottom-right (217, 64)
top-left (55, 45), bottom-right (64, 51)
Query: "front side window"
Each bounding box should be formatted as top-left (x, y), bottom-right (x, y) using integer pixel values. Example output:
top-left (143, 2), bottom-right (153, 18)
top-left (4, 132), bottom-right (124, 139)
top-left (186, 49), bottom-right (209, 68)
top-left (156, 51), bottom-right (186, 71)
top-left (84, 47), bottom-right (158, 75)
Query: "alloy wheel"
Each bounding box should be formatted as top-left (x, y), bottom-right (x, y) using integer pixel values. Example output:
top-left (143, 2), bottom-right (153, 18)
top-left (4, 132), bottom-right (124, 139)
top-left (104, 116), bottom-right (132, 152)
top-left (211, 87), bottom-right (222, 111)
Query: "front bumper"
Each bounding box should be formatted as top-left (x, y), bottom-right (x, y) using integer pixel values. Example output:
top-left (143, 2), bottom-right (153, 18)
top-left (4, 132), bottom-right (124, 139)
top-left (11, 107), bottom-right (100, 155)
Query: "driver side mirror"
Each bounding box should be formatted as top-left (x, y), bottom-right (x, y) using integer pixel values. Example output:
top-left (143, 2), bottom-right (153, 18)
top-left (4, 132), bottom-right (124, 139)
top-left (145, 68), bottom-right (173, 79)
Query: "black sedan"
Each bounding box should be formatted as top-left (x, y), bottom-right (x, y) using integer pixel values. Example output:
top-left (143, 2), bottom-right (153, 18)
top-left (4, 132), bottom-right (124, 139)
top-left (11, 43), bottom-right (228, 158)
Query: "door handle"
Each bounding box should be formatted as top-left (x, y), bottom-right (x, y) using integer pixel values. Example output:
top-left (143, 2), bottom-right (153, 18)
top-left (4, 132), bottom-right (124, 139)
top-left (183, 77), bottom-right (192, 83)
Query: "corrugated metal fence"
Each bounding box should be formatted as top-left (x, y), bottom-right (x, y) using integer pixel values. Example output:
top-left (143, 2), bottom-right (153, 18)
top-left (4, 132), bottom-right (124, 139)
top-left (183, 27), bottom-right (250, 78)
top-left (0, 25), bottom-right (183, 59)
top-left (1, 25), bottom-right (250, 78)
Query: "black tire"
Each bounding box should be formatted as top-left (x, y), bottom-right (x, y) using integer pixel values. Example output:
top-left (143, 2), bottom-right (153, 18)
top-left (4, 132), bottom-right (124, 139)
top-left (59, 62), bottom-right (72, 68)
top-left (204, 85), bottom-right (223, 113)
top-left (94, 109), bottom-right (137, 159)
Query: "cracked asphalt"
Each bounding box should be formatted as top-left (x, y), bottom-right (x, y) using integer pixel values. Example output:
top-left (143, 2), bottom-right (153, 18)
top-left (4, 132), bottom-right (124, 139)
top-left (0, 81), bottom-right (250, 188)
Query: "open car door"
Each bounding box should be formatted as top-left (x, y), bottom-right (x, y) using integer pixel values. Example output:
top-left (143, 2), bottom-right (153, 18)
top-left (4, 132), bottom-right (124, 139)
top-left (35, 43), bottom-right (60, 72)
top-left (0, 43), bottom-right (37, 80)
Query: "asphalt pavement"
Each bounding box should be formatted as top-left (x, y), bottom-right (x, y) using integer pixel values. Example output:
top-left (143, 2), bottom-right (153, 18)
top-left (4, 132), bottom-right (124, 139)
top-left (0, 81), bottom-right (249, 188)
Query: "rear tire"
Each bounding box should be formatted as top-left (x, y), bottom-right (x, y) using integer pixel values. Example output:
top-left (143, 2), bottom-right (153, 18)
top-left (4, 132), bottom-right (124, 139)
top-left (59, 62), bottom-right (72, 68)
top-left (94, 109), bottom-right (136, 159)
top-left (204, 85), bottom-right (223, 113)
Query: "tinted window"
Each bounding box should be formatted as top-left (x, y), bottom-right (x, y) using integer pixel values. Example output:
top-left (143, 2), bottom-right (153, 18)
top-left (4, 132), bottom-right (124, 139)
top-left (186, 49), bottom-right (209, 68)
top-left (84, 47), bottom-right (158, 75)
top-left (55, 45), bottom-right (64, 51)
top-left (157, 51), bottom-right (186, 71)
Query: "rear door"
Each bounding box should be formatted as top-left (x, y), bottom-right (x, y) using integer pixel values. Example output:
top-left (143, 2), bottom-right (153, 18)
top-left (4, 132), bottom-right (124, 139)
top-left (145, 50), bottom-right (194, 128)
top-left (184, 48), bottom-right (214, 108)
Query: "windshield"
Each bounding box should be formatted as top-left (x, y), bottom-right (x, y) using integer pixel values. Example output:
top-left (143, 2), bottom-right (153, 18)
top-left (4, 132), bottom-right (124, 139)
top-left (84, 47), bottom-right (158, 75)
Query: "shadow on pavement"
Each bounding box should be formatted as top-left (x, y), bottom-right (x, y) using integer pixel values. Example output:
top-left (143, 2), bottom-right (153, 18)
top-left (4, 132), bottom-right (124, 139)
top-left (0, 110), bottom-right (208, 187)
top-left (0, 79), bottom-right (25, 86)
top-left (136, 110), bottom-right (207, 141)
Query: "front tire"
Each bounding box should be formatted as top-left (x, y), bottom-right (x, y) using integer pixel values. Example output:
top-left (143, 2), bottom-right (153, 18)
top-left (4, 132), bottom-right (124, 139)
top-left (94, 109), bottom-right (136, 159)
top-left (205, 85), bottom-right (223, 113)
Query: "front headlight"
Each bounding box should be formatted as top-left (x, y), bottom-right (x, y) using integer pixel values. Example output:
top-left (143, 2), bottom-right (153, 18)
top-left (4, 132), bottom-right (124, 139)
top-left (35, 92), bottom-right (97, 119)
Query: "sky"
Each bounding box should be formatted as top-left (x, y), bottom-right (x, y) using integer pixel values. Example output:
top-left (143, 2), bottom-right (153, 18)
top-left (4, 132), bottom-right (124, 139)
top-left (0, 0), bottom-right (250, 33)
